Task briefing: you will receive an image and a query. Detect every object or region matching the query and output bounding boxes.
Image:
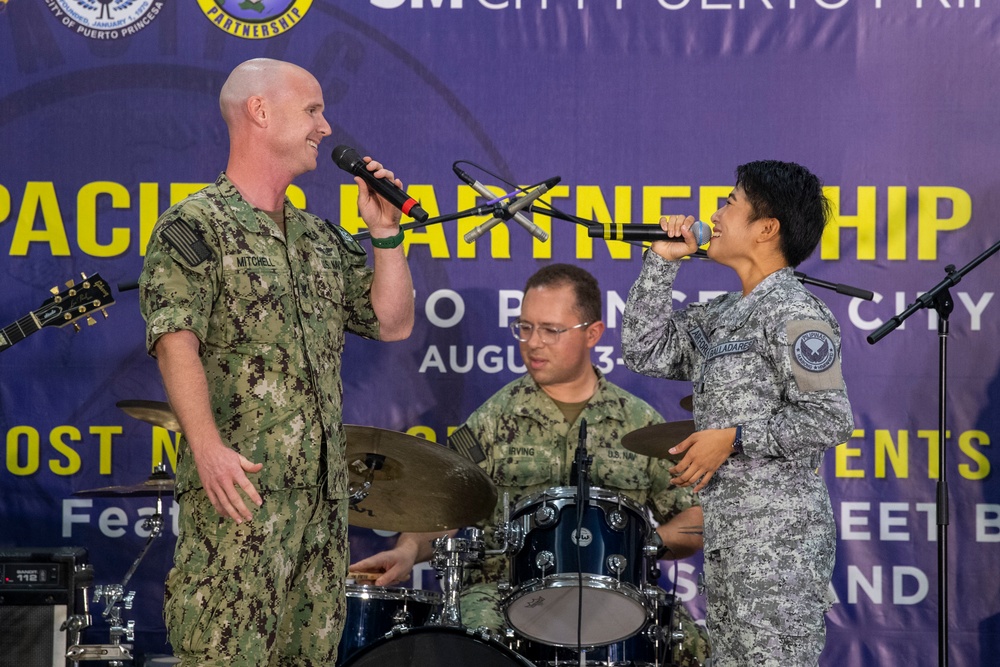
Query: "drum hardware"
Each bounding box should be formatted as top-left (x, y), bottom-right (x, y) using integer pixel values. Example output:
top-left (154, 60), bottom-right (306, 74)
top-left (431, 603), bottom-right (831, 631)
top-left (534, 551), bottom-right (554, 572)
top-left (430, 529), bottom-right (487, 627)
top-left (607, 505), bottom-right (628, 531)
top-left (533, 502), bottom-right (557, 527)
top-left (347, 453), bottom-right (382, 506)
top-left (59, 563), bottom-right (96, 648)
top-left (606, 554), bottom-right (627, 575)
top-left (69, 464), bottom-right (173, 664)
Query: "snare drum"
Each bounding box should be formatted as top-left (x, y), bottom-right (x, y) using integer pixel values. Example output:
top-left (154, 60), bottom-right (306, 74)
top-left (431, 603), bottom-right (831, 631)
top-left (336, 584), bottom-right (442, 665)
top-left (504, 486), bottom-right (654, 648)
top-left (340, 626), bottom-right (535, 666)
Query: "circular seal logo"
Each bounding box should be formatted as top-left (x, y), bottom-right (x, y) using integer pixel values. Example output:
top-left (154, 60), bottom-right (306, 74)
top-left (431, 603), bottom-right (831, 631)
top-left (197, 0), bottom-right (313, 40)
top-left (793, 330), bottom-right (837, 373)
top-left (45, 1), bottom-right (165, 40)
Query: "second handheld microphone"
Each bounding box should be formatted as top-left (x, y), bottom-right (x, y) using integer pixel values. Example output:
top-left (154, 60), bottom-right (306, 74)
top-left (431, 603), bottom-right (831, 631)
top-left (588, 219), bottom-right (712, 245)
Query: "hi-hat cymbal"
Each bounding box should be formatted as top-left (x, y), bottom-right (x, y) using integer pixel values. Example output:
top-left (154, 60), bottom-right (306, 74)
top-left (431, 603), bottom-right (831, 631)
top-left (117, 399), bottom-right (180, 432)
top-left (75, 469), bottom-right (174, 497)
top-left (621, 420), bottom-right (696, 462)
top-left (345, 425), bottom-right (498, 532)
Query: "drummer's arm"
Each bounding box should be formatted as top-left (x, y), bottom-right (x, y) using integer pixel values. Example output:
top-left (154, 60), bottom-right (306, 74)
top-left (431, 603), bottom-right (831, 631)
top-left (396, 530), bottom-right (459, 564)
top-left (351, 530), bottom-right (458, 587)
top-left (655, 506), bottom-right (704, 560)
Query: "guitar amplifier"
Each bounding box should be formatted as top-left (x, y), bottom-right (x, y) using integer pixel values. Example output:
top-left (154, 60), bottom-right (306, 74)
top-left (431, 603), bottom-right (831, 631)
top-left (0, 547), bottom-right (88, 667)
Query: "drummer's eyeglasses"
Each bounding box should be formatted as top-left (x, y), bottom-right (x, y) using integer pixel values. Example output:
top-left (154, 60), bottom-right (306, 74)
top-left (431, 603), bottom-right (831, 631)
top-left (510, 320), bottom-right (592, 345)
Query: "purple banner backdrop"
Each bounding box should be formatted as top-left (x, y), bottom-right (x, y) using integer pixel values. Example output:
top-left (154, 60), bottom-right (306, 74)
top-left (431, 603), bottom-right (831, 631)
top-left (1, 2), bottom-right (997, 664)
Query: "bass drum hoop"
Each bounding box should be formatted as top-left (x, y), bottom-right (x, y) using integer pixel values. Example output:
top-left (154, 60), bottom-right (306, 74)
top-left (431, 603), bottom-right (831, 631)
top-left (339, 626), bottom-right (536, 667)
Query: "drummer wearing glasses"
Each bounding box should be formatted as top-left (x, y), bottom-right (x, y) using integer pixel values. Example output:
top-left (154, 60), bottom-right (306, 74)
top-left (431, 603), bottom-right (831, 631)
top-left (351, 263), bottom-right (709, 666)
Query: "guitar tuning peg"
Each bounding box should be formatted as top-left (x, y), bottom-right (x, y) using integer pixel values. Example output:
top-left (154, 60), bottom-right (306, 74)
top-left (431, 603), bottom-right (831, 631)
top-left (80, 272), bottom-right (88, 280)
top-left (86, 317), bottom-right (96, 326)
top-left (65, 280), bottom-right (75, 288)
top-left (50, 287), bottom-right (60, 295)
top-left (101, 309), bottom-right (110, 319)
top-left (73, 323), bottom-right (81, 333)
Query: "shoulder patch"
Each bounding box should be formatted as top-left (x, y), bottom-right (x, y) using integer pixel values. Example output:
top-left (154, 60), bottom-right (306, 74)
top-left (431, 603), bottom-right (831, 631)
top-left (447, 425), bottom-right (487, 464)
top-left (787, 319), bottom-right (844, 392)
top-left (159, 218), bottom-right (213, 267)
top-left (325, 220), bottom-right (367, 257)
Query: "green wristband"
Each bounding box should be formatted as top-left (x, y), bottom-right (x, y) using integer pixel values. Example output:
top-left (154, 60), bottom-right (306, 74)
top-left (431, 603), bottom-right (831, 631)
top-left (369, 228), bottom-right (404, 249)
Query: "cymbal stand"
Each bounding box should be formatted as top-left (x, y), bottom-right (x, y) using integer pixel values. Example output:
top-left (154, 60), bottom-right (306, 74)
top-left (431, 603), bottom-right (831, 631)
top-left (67, 465), bottom-right (170, 664)
top-left (60, 564), bottom-right (95, 646)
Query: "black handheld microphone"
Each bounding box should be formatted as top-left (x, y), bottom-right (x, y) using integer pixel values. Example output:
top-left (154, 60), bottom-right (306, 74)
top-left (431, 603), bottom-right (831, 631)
top-left (588, 219), bottom-right (712, 245)
top-left (331, 145), bottom-right (428, 222)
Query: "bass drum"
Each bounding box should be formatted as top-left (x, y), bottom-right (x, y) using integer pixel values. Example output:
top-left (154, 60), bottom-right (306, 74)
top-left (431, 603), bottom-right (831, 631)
top-left (339, 626), bottom-right (536, 667)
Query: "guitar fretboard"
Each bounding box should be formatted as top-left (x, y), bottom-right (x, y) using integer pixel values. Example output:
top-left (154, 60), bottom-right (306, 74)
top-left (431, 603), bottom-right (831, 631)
top-left (0, 315), bottom-right (40, 352)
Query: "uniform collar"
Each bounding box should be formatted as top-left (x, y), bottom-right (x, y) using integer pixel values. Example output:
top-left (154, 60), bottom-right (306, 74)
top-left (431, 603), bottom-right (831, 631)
top-left (513, 368), bottom-right (622, 425)
top-left (215, 172), bottom-right (309, 243)
top-left (723, 266), bottom-right (795, 328)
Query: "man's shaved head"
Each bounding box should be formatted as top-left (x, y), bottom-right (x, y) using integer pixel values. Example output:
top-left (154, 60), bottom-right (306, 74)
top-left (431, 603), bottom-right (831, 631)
top-left (219, 58), bottom-right (310, 127)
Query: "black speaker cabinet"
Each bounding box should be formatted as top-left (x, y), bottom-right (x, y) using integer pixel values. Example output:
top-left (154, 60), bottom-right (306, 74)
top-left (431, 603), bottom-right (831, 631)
top-left (0, 547), bottom-right (88, 667)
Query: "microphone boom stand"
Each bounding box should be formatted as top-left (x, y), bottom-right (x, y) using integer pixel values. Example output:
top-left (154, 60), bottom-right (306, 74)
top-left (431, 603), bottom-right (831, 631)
top-left (867, 238), bottom-right (1000, 667)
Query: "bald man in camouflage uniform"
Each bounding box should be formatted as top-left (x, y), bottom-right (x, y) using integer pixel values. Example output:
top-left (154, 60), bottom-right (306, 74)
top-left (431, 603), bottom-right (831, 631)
top-left (353, 264), bottom-right (710, 666)
top-left (140, 58), bottom-right (413, 667)
top-left (621, 161), bottom-right (854, 667)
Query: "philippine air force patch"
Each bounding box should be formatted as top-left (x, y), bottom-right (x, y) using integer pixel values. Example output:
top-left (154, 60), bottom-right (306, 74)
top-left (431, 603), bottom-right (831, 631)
top-left (787, 319), bottom-right (844, 392)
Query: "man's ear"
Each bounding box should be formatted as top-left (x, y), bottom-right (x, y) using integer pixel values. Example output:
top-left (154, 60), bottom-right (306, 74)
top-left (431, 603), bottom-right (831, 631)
top-left (247, 95), bottom-right (268, 127)
top-left (585, 321), bottom-right (606, 348)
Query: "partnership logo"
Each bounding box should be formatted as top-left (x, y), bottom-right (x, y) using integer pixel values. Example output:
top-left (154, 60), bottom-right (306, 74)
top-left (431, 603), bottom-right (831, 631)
top-left (197, 0), bottom-right (312, 40)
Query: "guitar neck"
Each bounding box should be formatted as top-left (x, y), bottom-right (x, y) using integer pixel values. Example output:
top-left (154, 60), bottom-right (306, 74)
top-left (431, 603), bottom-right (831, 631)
top-left (0, 313), bottom-right (41, 352)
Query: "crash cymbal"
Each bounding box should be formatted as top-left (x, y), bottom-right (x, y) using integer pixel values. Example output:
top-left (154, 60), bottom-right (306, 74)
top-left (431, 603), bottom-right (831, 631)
top-left (679, 395), bottom-right (693, 413)
top-left (117, 399), bottom-right (180, 432)
top-left (345, 425), bottom-right (498, 533)
top-left (75, 469), bottom-right (174, 497)
top-left (621, 420), bottom-right (696, 462)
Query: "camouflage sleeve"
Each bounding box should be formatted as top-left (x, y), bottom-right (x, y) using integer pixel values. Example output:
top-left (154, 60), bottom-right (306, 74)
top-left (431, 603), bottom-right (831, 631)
top-left (461, 397), bottom-right (500, 478)
top-left (341, 250), bottom-right (380, 341)
top-left (743, 303), bottom-right (854, 461)
top-left (139, 211), bottom-right (219, 356)
top-left (621, 250), bottom-right (702, 382)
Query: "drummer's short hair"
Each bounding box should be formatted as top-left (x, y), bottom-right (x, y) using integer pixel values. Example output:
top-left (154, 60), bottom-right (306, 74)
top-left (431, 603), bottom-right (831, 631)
top-left (524, 264), bottom-right (602, 323)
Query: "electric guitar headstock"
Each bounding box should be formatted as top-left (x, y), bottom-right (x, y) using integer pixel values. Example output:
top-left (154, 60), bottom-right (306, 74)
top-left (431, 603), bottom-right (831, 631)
top-left (0, 273), bottom-right (116, 353)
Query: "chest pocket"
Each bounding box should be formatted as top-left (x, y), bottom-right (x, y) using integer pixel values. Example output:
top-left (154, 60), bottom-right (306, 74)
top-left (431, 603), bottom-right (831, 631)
top-left (492, 445), bottom-right (555, 488)
top-left (591, 448), bottom-right (648, 491)
top-left (222, 268), bottom-right (292, 344)
top-left (313, 269), bottom-right (346, 306)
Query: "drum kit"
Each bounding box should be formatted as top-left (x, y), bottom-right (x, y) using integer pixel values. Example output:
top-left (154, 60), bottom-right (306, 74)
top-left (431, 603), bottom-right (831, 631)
top-left (67, 398), bottom-right (701, 666)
